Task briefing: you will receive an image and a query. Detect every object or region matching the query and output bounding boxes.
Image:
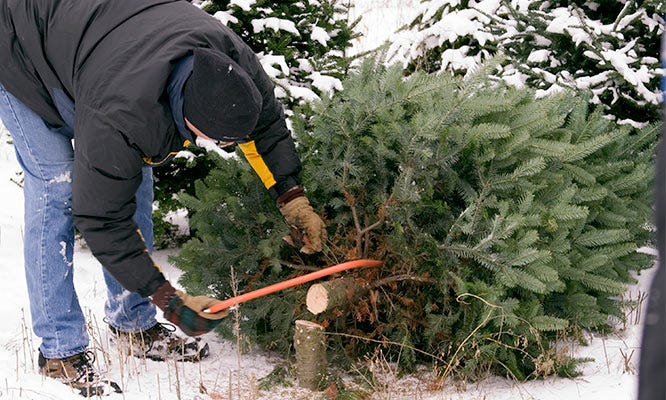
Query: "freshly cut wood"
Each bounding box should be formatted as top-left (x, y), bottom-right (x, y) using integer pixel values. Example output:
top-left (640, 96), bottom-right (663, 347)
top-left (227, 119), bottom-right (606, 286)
top-left (204, 259), bottom-right (382, 313)
top-left (293, 320), bottom-right (326, 390)
top-left (306, 277), bottom-right (366, 315)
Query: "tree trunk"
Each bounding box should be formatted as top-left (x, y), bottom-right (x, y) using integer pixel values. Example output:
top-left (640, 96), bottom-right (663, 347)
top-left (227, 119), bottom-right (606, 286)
top-left (306, 277), bottom-right (366, 315)
top-left (293, 320), bottom-right (327, 390)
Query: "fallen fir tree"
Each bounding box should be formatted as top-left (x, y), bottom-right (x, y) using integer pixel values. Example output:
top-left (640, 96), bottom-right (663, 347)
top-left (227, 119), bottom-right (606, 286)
top-left (174, 60), bottom-right (657, 381)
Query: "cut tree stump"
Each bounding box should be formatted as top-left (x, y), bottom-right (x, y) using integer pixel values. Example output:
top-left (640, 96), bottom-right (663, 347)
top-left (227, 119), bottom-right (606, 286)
top-left (306, 277), bottom-right (366, 315)
top-left (293, 320), bottom-right (327, 390)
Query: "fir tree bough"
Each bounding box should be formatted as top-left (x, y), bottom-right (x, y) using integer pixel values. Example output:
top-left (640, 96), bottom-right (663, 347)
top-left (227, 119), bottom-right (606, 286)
top-left (174, 60), bottom-right (656, 380)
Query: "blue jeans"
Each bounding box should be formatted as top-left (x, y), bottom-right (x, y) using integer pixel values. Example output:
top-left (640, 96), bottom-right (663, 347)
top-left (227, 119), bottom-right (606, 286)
top-left (0, 85), bottom-right (158, 359)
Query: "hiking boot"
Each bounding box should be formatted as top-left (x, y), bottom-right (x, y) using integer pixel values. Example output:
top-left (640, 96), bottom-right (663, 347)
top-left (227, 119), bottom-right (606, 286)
top-left (109, 322), bottom-right (210, 362)
top-left (38, 350), bottom-right (122, 397)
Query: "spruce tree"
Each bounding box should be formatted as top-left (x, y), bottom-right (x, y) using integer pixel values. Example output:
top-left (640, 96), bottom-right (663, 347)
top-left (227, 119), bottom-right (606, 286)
top-left (387, 0), bottom-right (664, 126)
top-left (174, 60), bottom-right (656, 380)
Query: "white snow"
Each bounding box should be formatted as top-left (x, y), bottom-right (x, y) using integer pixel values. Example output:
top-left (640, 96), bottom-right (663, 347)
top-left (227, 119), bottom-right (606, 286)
top-left (251, 18), bottom-right (300, 36)
top-left (310, 25), bottom-right (331, 46)
top-left (59, 241), bottom-right (73, 268)
top-left (48, 171), bottom-right (72, 184)
top-left (212, 10), bottom-right (238, 26)
top-left (307, 72), bottom-right (343, 95)
top-left (348, 0), bottom-right (421, 56)
top-left (286, 85), bottom-right (320, 102)
top-left (257, 53), bottom-right (290, 78)
top-left (527, 49), bottom-right (551, 63)
top-left (441, 47), bottom-right (476, 71)
top-left (296, 58), bottom-right (314, 73)
top-left (229, 0), bottom-right (256, 11)
top-left (194, 136), bottom-right (237, 159)
top-left (173, 149), bottom-right (196, 162)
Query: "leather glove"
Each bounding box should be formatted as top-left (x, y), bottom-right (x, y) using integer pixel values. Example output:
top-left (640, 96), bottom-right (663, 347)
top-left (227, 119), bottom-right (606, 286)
top-left (278, 186), bottom-right (327, 254)
top-left (151, 281), bottom-right (229, 337)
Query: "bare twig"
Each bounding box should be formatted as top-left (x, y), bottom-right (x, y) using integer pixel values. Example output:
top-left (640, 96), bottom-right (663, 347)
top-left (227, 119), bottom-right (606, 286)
top-left (230, 265), bottom-right (242, 399)
top-left (174, 355), bottom-right (182, 400)
top-left (278, 260), bottom-right (319, 272)
top-left (620, 348), bottom-right (636, 374)
top-left (370, 274), bottom-right (436, 288)
top-left (601, 336), bottom-right (611, 374)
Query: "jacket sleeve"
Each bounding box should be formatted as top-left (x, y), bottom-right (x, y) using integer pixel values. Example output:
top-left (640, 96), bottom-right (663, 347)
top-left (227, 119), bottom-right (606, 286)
top-left (222, 29), bottom-right (302, 198)
top-left (72, 110), bottom-right (165, 296)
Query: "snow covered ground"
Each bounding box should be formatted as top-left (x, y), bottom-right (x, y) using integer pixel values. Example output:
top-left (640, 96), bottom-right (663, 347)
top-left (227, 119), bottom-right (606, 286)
top-left (0, 1), bottom-right (657, 399)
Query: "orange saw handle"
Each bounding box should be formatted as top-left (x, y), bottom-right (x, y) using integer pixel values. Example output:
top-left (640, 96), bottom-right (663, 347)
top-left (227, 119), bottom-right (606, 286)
top-left (204, 259), bottom-right (383, 314)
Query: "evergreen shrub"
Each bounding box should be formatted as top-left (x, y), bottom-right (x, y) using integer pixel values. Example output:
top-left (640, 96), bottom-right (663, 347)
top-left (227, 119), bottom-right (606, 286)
top-left (174, 60), bottom-right (656, 380)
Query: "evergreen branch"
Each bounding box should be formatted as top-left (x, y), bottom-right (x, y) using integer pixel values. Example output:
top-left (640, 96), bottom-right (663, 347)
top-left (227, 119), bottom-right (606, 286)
top-left (576, 254), bottom-right (609, 272)
top-left (530, 139), bottom-right (575, 158)
top-left (442, 244), bottom-right (503, 272)
top-left (551, 204), bottom-right (589, 221)
top-left (576, 229), bottom-right (631, 247)
top-left (339, 161), bottom-right (364, 256)
top-left (561, 130), bottom-right (627, 163)
top-left (571, 6), bottom-right (599, 43)
top-left (356, 75), bottom-right (454, 133)
top-left (559, 265), bottom-right (627, 294)
top-left (483, 1), bottom-right (519, 28)
top-left (444, 204), bottom-right (474, 247)
top-left (497, 0), bottom-right (526, 31)
top-left (492, 157), bottom-right (546, 186)
top-left (443, 178), bottom-right (493, 248)
top-left (564, 164), bottom-right (597, 186)
top-left (607, 165), bottom-right (649, 195)
top-left (500, 266), bottom-right (548, 293)
top-left (469, 123), bottom-right (513, 140)
top-left (359, 205), bottom-right (389, 237)
top-left (507, 248), bottom-right (547, 267)
top-left (530, 315), bottom-right (569, 331)
top-left (511, 157), bottom-right (546, 179)
top-left (615, 123), bottom-right (659, 158)
top-left (441, 292), bottom-right (552, 380)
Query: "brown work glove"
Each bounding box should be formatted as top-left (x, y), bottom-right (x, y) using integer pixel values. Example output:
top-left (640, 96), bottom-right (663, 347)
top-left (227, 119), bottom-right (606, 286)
top-left (151, 281), bottom-right (229, 337)
top-left (278, 186), bottom-right (327, 254)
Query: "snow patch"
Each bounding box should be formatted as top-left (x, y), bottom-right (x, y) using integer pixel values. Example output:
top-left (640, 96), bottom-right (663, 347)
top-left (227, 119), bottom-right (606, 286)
top-left (307, 72), bottom-right (343, 95)
top-left (527, 49), bottom-right (551, 63)
top-left (252, 17), bottom-right (300, 36)
top-left (288, 85), bottom-right (320, 102)
top-left (229, 0), bottom-right (256, 11)
top-left (59, 241), bottom-right (73, 268)
top-left (310, 25), bottom-right (331, 46)
top-left (174, 150), bottom-right (196, 162)
top-left (48, 171), bottom-right (71, 184)
top-left (213, 11), bottom-right (238, 26)
top-left (258, 53), bottom-right (290, 78)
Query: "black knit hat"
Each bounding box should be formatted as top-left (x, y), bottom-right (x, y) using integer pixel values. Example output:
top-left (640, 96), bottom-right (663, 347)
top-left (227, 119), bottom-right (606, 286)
top-left (183, 48), bottom-right (262, 141)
